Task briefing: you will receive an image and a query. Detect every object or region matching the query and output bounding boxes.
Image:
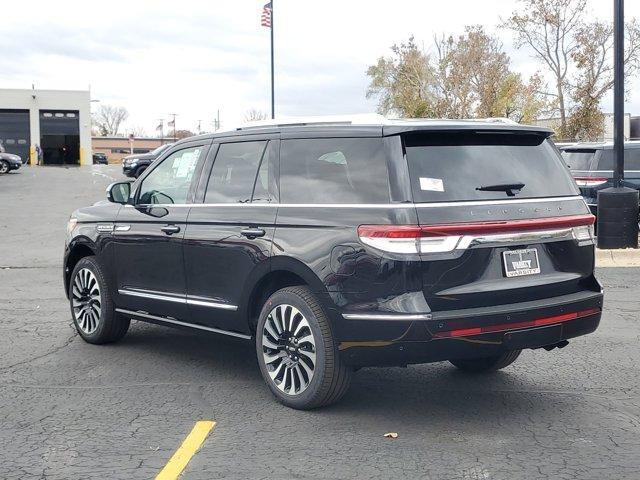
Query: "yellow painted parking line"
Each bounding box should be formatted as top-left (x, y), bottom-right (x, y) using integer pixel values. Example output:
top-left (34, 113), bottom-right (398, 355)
top-left (156, 421), bottom-right (216, 480)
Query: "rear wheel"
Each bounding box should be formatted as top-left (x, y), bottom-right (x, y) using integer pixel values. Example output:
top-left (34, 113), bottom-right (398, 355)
top-left (0, 160), bottom-right (9, 174)
top-left (69, 256), bottom-right (129, 344)
top-left (256, 286), bottom-right (352, 409)
top-left (449, 350), bottom-right (521, 373)
top-left (134, 166), bottom-right (147, 178)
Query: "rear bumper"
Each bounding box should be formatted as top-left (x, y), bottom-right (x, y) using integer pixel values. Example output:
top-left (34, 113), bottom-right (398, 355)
top-left (336, 289), bottom-right (603, 367)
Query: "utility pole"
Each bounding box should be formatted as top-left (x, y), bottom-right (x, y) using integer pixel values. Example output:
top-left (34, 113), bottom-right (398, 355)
top-left (157, 119), bottom-right (164, 145)
top-left (169, 113), bottom-right (177, 143)
top-left (597, 0), bottom-right (639, 249)
top-left (197, 119), bottom-right (202, 134)
top-left (270, 0), bottom-right (275, 119)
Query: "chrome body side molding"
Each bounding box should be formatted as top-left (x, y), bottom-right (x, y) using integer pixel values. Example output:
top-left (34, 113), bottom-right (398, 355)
top-left (118, 288), bottom-right (238, 311)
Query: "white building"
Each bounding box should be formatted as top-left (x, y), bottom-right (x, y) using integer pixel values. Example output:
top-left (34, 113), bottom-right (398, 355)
top-left (0, 88), bottom-right (92, 166)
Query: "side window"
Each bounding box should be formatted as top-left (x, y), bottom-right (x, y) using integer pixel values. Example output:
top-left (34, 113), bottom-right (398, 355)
top-left (279, 138), bottom-right (389, 204)
top-left (252, 141), bottom-right (277, 203)
top-left (205, 141), bottom-right (268, 203)
top-left (625, 149), bottom-right (640, 170)
top-left (138, 146), bottom-right (203, 205)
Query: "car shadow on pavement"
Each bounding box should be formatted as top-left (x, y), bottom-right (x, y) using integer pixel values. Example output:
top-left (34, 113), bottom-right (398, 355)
top-left (108, 321), bottom-right (573, 424)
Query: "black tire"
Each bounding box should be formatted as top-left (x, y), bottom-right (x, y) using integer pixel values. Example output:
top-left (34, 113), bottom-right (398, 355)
top-left (0, 160), bottom-right (9, 174)
top-left (134, 166), bottom-right (147, 178)
top-left (256, 286), bottom-right (352, 410)
top-left (450, 350), bottom-right (521, 373)
top-left (69, 256), bottom-right (129, 344)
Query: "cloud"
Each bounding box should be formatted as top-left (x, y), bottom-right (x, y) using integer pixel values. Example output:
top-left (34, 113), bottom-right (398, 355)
top-left (1, 0), bottom-right (639, 133)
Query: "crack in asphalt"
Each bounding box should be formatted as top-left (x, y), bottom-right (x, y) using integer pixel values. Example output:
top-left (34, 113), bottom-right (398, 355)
top-left (0, 323), bottom-right (78, 372)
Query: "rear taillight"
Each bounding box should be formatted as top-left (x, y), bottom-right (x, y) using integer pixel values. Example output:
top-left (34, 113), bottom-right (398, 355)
top-left (574, 177), bottom-right (608, 187)
top-left (358, 214), bottom-right (596, 254)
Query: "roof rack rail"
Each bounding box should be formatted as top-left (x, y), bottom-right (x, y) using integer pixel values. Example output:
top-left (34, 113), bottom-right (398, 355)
top-left (235, 113), bottom-right (388, 131)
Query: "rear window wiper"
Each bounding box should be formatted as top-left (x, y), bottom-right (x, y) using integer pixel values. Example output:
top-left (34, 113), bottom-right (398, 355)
top-left (476, 182), bottom-right (525, 197)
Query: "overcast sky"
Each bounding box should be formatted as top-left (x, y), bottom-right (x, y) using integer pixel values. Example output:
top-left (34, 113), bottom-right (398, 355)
top-left (2, 0), bottom-right (640, 135)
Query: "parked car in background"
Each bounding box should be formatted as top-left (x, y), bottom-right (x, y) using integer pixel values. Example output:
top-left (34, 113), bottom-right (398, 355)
top-left (65, 116), bottom-right (602, 409)
top-left (561, 141), bottom-right (640, 216)
top-left (122, 143), bottom-right (174, 178)
top-left (0, 142), bottom-right (22, 174)
top-left (92, 153), bottom-right (108, 165)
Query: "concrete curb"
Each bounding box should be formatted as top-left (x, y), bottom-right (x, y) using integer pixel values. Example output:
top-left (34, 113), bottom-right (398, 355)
top-left (596, 248), bottom-right (640, 267)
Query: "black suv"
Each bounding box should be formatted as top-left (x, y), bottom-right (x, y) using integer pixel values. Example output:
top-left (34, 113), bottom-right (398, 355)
top-left (122, 143), bottom-right (174, 178)
top-left (64, 117), bottom-right (603, 409)
top-left (561, 141), bottom-right (640, 216)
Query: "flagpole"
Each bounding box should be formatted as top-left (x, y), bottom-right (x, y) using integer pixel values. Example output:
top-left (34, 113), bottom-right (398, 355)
top-left (270, 0), bottom-right (275, 119)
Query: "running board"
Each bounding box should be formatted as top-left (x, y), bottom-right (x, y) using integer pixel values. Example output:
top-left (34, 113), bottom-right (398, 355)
top-left (115, 308), bottom-right (251, 340)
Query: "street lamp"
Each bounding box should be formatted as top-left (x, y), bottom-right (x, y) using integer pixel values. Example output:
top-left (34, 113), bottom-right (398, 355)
top-left (597, 0), bottom-right (639, 249)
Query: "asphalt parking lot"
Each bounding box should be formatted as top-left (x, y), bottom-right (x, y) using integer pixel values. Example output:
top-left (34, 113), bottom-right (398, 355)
top-left (1, 165), bottom-right (639, 479)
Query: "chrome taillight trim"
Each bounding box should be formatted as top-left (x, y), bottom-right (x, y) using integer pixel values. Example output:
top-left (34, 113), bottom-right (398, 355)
top-left (359, 226), bottom-right (595, 254)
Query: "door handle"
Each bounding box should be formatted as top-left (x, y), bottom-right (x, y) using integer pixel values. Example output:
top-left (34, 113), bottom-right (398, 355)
top-left (240, 227), bottom-right (266, 239)
top-left (161, 225), bottom-right (181, 235)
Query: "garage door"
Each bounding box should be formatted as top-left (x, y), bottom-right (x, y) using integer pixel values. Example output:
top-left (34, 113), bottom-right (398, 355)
top-left (40, 110), bottom-right (80, 165)
top-left (0, 109), bottom-right (30, 162)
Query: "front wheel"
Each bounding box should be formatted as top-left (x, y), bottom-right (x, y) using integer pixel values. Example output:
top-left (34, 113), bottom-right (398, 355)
top-left (69, 256), bottom-right (130, 344)
top-left (256, 286), bottom-right (352, 410)
top-left (0, 160), bottom-right (9, 174)
top-left (449, 350), bottom-right (521, 373)
top-left (134, 166), bottom-right (147, 178)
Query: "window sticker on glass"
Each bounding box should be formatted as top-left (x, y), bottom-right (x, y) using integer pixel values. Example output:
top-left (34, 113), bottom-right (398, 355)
top-left (419, 177), bottom-right (444, 192)
top-left (174, 150), bottom-right (200, 178)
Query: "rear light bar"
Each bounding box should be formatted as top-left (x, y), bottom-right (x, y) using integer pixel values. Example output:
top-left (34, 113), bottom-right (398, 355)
top-left (574, 177), bottom-right (608, 187)
top-left (358, 214), bottom-right (595, 254)
top-left (433, 307), bottom-right (601, 338)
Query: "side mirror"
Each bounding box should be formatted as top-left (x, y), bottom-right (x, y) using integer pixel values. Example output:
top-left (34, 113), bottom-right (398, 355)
top-left (106, 181), bottom-right (131, 204)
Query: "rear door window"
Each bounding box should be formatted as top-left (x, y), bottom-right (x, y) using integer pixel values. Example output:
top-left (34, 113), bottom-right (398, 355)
top-left (279, 138), bottom-right (389, 204)
top-left (405, 132), bottom-right (578, 203)
top-left (205, 141), bottom-right (271, 203)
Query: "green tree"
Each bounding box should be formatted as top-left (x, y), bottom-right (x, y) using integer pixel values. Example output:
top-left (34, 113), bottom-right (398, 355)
top-left (366, 37), bottom-right (438, 117)
top-left (367, 29), bottom-right (549, 123)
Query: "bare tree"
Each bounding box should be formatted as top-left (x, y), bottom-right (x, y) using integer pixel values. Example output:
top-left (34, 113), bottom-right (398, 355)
top-left (501, 0), bottom-right (587, 137)
top-left (568, 19), bottom-right (640, 139)
top-left (244, 109), bottom-right (269, 122)
top-left (127, 125), bottom-right (147, 137)
top-left (93, 105), bottom-right (129, 136)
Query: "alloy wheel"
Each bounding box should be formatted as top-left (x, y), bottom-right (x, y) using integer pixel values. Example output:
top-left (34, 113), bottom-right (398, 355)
top-left (261, 304), bottom-right (317, 395)
top-left (0, 162), bottom-right (8, 174)
top-left (71, 268), bottom-right (102, 334)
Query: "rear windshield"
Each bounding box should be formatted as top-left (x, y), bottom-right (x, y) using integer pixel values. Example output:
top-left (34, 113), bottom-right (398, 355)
top-left (404, 132), bottom-right (578, 203)
top-left (561, 149), bottom-right (597, 170)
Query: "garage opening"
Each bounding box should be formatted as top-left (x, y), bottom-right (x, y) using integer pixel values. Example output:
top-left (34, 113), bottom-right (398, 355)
top-left (40, 110), bottom-right (80, 165)
top-left (0, 109), bottom-right (30, 162)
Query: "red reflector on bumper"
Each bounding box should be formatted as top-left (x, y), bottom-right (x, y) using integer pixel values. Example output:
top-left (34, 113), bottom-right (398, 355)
top-left (433, 308), bottom-right (601, 338)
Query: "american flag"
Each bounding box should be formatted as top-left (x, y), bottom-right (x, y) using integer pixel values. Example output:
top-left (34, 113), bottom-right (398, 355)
top-left (261, 2), bottom-right (272, 28)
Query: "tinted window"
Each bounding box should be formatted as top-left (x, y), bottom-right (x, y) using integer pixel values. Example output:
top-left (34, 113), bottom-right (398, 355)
top-left (138, 146), bottom-right (203, 204)
top-left (597, 149), bottom-right (640, 170)
top-left (280, 138), bottom-right (389, 204)
top-left (561, 149), bottom-right (597, 170)
top-left (627, 149), bottom-right (640, 170)
top-left (205, 141), bottom-right (268, 203)
top-left (405, 132), bottom-right (578, 202)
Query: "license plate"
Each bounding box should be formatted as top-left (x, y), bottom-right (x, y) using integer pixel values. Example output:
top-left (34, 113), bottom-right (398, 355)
top-left (502, 248), bottom-right (541, 278)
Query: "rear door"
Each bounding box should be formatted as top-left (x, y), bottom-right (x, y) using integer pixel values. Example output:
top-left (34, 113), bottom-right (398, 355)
top-left (183, 136), bottom-right (279, 334)
top-left (114, 143), bottom-right (208, 319)
top-left (402, 130), bottom-right (595, 312)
